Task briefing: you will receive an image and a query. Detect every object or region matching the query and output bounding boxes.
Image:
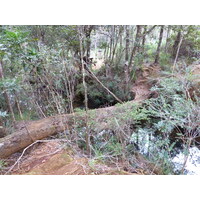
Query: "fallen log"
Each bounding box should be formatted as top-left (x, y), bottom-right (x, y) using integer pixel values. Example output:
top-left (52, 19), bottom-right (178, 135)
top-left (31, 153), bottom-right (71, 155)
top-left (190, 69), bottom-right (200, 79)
top-left (0, 101), bottom-right (138, 159)
top-left (0, 113), bottom-right (81, 159)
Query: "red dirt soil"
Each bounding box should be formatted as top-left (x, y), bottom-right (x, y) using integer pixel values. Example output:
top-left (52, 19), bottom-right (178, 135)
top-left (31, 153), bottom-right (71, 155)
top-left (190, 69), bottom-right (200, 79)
top-left (4, 141), bottom-right (140, 175)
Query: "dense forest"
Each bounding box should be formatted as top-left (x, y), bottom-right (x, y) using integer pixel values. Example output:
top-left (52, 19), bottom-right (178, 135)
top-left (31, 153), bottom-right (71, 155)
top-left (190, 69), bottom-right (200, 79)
top-left (0, 25), bottom-right (199, 175)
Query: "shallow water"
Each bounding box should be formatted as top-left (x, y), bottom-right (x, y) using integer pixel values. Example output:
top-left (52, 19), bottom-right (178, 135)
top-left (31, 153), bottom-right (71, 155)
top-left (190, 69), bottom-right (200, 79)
top-left (61, 127), bottom-right (200, 175)
top-left (130, 129), bottom-right (200, 175)
top-left (172, 146), bottom-right (200, 175)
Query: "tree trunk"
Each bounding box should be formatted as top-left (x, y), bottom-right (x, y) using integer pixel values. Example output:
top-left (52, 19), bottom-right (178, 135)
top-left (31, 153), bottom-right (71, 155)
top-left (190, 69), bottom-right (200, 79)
top-left (0, 60), bottom-right (16, 123)
top-left (173, 33), bottom-right (184, 71)
top-left (106, 26), bottom-right (115, 76)
top-left (84, 25), bottom-right (94, 58)
top-left (15, 92), bottom-right (23, 120)
top-left (124, 25), bottom-right (130, 94)
top-left (79, 26), bottom-right (90, 155)
top-left (173, 30), bottom-right (182, 58)
top-left (165, 25), bottom-right (171, 53)
top-left (110, 26), bottom-right (122, 66)
top-left (125, 25), bottom-right (130, 63)
top-left (0, 100), bottom-right (137, 159)
top-left (108, 26), bottom-right (114, 62)
top-left (141, 25), bottom-right (147, 52)
top-left (154, 25), bottom-right (164, 64)
top-left (128, 25), bottom-right (142, 69)
top-left (0, 114), bottom-right (75, 158)
top-left (141, 25), bottom-right (157, 53)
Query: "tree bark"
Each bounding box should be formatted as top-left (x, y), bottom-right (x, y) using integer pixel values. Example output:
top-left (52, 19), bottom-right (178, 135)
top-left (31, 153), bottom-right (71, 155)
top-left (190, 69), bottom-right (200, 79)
top-left (165, 25), bottom-right (171, 53)
top-left (0, 60), bottom-right (16, 123)
top-left (154, 25), bottom-right (164, 64)
top-left (128, 25), bottom-right (142, 69)
top-left (0, 114), bottom-right (75, 158)
top-left (110, 26), bottom-right (123, 66)
top-left (79, 26), bottom-right (90, 155)
top-left (141, 25), bottom-right (147, 52)
top-left (125, 25), bottom-right (130, 63)
top-left (106, 26), bottom-right (115, 76)
top-left (173, 33), bottom-right (184, 71)
top-left (15, 92), bottom-right (23, 120)
top-left (0, 101), bottom-right (136, 159)
top-left (108, 26), bottom-right (114, 62)
top-left (84, 25), bottom-right (94, 58)
top-left (173, 30), bottom-right (182, 58)
top-left (124, 25), bottom-right (130, 94)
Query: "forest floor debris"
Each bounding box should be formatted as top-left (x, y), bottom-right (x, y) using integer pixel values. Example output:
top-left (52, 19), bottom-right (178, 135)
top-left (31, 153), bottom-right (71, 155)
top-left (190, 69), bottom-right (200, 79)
top-left (2, 140), bottom-right (142, 175)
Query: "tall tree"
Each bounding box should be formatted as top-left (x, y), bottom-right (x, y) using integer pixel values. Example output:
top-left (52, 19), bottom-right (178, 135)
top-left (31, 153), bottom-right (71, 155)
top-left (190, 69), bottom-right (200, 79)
top-left (128, 25), bottom-right (142, 69)
top-left (154, 25), bottom-right (164, 64)
top-left (141, 25), bottom-right (147, 52)
top-left (110, 26), bottom-right (123, 66)
top-left (165, 25), bottom-right (171, 53)
top-left (172, 28), bottom-right (182, 58)
top-left (0, 27), bottom-right (16, 123)
top-left (173, 31), bottom-right (184, 70)
top-left (0, 60), bottom-right (16, 123)
top-left (83, 25), bottom-right (94, 58)
top-left (125, 25), bottom-right (130, 63)
top-left (141, 25), bottom-right (157, 52)
top-left (124, 25), bottom-right (130, 92)
top-left (79, 26), bottom-right (90, 155)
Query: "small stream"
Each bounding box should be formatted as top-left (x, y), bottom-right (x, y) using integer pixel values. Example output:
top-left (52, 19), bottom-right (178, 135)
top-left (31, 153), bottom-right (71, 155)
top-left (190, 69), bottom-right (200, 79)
top-left (129, 128), bottom-right (200, 175)
top-left (61, 127), bottom-right (200, 175)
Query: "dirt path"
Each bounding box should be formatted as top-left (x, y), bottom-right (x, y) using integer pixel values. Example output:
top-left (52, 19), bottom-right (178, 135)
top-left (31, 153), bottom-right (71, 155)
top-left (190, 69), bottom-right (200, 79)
top-left (131, 64), bottom-right (161, 100)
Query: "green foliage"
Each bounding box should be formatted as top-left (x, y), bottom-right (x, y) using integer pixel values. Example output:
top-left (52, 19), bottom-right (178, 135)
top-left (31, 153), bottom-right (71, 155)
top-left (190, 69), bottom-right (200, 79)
top-left (126, 71), bottom-right (200, 174)
top-left (168, 25), bottom-right (200, 62)
top-left (147, 74), bottom-right (200, 137)
top-left (114, 102), bottom-right (150, 127)
top-left (99, 42), bottom-right (108, 49)
top-left (129, 128), bottom-right (176, 174)
top-left (74, 107), bottom-right (84, 113)
top-left (0, 28), bottom-right (28, 60)
top-left (0, 25), bottom-right (199, 174)
top-left (15, 110), bottom-right (38, 121)
top-left (63, 26), bottom-right (80, 53)
top-left (0, 160), bottom-right (7, 171)
top-left (0, 77), bottom-right (21, 93)
top-left (92, 135), bottom-right (123, 160)
top-left (104, 137), bottom-right (123, 156)
top-left (143, 43), bottom-right (157, 62)
top-left (75, 73), bottom-right (134, 108)
top-left (0, 111), bottom-right (7, 117)
top-left (133, 53), bottom-right (146, 66)
top-left (159, 52), bottom-right (171, 66)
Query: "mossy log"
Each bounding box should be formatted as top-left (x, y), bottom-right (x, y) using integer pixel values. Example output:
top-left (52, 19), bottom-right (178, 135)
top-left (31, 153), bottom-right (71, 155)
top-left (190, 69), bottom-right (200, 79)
top-left (0, 101), bottom-right (138, 159)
